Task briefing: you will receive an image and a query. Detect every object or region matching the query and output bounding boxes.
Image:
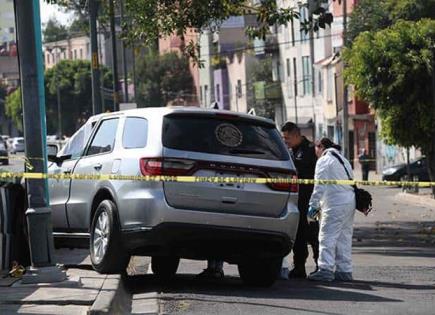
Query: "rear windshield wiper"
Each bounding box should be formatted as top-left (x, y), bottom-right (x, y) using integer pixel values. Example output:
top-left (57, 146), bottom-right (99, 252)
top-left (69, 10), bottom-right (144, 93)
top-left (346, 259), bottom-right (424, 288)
top-left (229, 149), bottom-right (266, 155)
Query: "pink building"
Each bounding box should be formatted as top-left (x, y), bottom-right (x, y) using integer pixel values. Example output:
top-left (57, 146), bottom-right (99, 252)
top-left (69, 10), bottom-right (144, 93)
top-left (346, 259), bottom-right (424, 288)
top-left (159, 29), bottom-right (200, 106)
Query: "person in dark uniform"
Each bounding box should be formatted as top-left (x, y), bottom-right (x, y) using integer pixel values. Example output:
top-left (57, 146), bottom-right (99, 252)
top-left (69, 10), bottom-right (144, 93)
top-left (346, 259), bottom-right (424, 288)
top-left (281, 122), bottom-right (319, 278)
top-left (358, 149), bottom-right (370, 181)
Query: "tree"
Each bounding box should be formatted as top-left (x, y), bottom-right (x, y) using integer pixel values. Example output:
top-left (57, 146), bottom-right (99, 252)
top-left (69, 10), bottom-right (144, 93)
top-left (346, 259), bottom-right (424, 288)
top-left (347, 0), bottom-right (435, 45)
top-left (136, 52), bottom-right (194, 107)
top-left (43, 17), bottom-right (69, 43)
top-left (343, 19), bottom-right (435, 193)
top-left (48, 0), bottom-right (337, 59)
top-left (44, 60), bottom-right (113, 135)
top-left (5, 88), bottom-right (23, 132)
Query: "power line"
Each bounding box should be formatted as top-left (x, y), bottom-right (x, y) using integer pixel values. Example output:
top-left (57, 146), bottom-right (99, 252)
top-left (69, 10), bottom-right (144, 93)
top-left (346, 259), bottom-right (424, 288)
top-left (200, 32), bottom-right (342, 58)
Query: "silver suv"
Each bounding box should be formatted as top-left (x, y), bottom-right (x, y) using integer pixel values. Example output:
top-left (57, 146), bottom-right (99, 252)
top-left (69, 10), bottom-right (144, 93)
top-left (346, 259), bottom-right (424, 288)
top-left (48, 107), bottom-right (299, 286)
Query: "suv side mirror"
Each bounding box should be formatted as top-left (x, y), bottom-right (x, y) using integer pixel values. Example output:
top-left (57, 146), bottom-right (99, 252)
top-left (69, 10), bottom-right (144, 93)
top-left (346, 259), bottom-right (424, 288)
top-left (47, 144), bottom-right (71, 165)
top-left (47, 144), bottom-right (58, 157)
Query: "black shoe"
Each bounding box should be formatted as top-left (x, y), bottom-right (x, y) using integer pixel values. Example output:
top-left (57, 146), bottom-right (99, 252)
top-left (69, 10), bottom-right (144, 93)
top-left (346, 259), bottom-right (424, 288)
top-left (197, 268), bottom-right (224, 279)
top-left (288, 267), bottom-right (307, 279)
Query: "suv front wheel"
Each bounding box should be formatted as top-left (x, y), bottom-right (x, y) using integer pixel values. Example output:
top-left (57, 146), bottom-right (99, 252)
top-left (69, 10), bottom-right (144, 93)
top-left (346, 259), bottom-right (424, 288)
top-left (238, 258), bottom-right (281, 287)
top-left (90, 200), bottom-right (130, 274)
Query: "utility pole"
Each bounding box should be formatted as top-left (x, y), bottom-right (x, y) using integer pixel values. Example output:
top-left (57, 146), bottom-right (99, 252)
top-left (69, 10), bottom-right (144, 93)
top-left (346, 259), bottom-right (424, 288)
top-left (120, 0), bottom-right (129, 103)
top-left (431, 46), bottom-right (435, 196)
top-left (342, 0), bottom-right (350, 158)
top-left (55, 51), bottom-right (62, 138)
top-left (132, 44), bottom-right (137, 102)
top-left (109, 0), bottom-right (120, 111)
top-left (14, 0), bottom-right (66, 283)
top-left (293, 57), bottom-right (298, 124)
top-left (89, 0), bottom-right (102, 114)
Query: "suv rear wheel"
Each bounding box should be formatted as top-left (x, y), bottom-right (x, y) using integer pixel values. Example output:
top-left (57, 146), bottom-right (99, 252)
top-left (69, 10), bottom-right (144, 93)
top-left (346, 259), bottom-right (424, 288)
top-left (151, 256), bottom-right (180, 278)
top-left (90, 200), bottom-right (130, 273)
top-left (238, 258), bottom-right (281, 287)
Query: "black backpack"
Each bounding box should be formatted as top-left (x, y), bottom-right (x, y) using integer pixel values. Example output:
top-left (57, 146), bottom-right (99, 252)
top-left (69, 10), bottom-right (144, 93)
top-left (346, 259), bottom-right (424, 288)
top-left (330, 151), bottom-right (373, 216)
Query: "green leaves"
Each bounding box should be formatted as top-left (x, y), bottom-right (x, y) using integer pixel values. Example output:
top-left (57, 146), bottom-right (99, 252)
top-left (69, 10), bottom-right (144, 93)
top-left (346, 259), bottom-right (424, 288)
top-left (135, 52), bottom-right (194, 107)
top-left (44, 60), bottom-right (113, 135)
top-left (43, 18), bottom-right (69, 43)
top-left (5, 88), bottom-right (23, 132)
top-left (344, 19), bottom-right (435, 150)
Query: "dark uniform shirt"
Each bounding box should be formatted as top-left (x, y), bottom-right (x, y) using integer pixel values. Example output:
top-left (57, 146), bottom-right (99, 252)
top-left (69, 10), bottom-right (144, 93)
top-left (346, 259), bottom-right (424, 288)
top-left (291, 136), bottom-right (317, 213)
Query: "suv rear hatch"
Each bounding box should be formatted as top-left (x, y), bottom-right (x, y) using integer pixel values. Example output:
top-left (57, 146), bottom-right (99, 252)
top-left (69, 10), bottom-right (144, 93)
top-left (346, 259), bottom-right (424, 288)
top-left (144, 112), bottom-right (297, 217)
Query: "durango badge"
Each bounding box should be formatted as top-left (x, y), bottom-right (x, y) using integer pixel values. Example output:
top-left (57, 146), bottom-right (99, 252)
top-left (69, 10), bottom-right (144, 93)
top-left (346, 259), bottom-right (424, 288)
top-left (215, 123), bottom-right (243, 147)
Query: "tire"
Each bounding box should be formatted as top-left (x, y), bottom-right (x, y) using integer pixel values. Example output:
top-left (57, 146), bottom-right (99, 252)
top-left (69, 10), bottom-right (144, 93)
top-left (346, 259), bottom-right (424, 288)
top-left (151, 256), bottom-right (180, 278)
top-left (238, 258), bottom-right (281, 287)
top-left (90, 200), bottom-right (130, 274)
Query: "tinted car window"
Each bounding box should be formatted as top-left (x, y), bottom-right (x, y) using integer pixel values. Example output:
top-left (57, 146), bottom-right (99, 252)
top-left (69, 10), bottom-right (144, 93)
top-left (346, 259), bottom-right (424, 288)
top-left (63, 128), bottom-right (85, 159)
top-left (163, 114), bottom-right (289, 161)
top-left (123, 117), bottom-right (148, 149)
top-left (87, 118), bottom-right (119, 156)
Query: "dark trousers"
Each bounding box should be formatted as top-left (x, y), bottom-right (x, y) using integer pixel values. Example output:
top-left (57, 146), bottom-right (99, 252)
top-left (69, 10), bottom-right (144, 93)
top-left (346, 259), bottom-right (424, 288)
top-left (293, 204), bottom-right (319, 269)
top-left (362, 167), bottom-right (369, 181)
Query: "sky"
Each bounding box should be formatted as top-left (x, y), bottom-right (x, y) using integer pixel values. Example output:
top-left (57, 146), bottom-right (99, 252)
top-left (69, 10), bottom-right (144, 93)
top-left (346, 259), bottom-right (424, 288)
top-left (39, 0), bottom-right (73, 26)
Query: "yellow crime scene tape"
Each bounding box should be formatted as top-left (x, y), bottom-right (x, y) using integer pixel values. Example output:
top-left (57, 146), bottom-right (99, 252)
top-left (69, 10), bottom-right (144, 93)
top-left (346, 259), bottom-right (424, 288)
top-left (0, 171), bottom-right (434, 187)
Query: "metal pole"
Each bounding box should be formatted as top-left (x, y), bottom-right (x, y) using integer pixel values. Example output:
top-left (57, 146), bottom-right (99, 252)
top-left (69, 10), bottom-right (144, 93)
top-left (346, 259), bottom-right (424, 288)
top-left (89, 0), bottom-right (102, 115)
top-left (109, 0), bottom-right (119, 111)
top-left (120, 0), bottom-right (128, 103)
top-left (14, 0), bottom-right (66, 283)
top-left (55, 51), bottom-right (62, 138)
top-left (293, 57), bottom-right (298, 124)
top-left (342, 0), bottom-right (350, 158)
top-left (132, 44), bottom-right (137, 102)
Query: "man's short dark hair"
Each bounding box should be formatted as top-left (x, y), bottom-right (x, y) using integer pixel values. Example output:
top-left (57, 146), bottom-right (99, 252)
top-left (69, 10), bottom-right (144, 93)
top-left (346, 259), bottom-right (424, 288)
top-left (281, 121), bottom-right (300, 134)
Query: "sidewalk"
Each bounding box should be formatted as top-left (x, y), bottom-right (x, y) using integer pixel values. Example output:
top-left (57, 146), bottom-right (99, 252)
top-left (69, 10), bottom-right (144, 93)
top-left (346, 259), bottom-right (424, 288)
top-left (0, 249), bottom-right (129, 315)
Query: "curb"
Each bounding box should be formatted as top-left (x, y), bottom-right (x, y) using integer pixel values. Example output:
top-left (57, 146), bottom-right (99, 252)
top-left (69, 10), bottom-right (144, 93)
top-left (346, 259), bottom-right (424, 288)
top-left (88, 274), bottom-right (131, 315)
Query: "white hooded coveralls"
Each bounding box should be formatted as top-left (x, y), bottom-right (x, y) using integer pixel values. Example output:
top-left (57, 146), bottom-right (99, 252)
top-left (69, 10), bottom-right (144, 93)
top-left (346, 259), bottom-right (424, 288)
top-left (309, 148), bottom-right (356, 273)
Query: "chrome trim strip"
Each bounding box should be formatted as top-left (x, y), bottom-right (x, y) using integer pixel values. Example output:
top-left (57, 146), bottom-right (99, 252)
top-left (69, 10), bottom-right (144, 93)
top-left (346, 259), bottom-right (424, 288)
top-left (122, 227), bottom-right (153, 233)
top-left (53, 232), bottom-right (90, 238)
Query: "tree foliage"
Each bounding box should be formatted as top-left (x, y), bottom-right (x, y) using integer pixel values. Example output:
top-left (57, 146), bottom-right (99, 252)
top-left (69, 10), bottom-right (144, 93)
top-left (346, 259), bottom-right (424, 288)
top-left (344, 19), bottom-right (435, 150)
top-left (48, 0), bottom-right (337, 59)
top-left (44, 60), bottom-right (113, 136)
top-left (43, 17), bottom-right (69, 43)
top-left (5, 61), bottom-right (113, 135)
top-left (347, 0), bottom-right (435, 45)
top-left (5, 88), bottom-right (23, 132)
top-left (135, 52), bottom-right (194, 107)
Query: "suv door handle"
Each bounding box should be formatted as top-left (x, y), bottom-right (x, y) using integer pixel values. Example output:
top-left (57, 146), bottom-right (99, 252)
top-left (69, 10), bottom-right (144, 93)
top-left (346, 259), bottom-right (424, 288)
top-left (63, 168), bottom-right (72, 174)
top-left (94, 163), bottom-right (103, 171)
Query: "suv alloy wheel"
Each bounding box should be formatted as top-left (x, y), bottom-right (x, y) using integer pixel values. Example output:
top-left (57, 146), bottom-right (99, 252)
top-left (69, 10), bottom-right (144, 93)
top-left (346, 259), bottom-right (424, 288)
top-left (90, 200), bottom-right (130, 273)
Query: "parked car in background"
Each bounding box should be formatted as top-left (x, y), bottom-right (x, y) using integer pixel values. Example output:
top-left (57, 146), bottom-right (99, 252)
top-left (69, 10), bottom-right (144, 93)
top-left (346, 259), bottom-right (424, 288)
top-left (48, 107), bottom-right (300, 287)
top-left (10, 137), bottom-right (25, 154)
top-left (0, 140), bottom-right (8, 165)
top-left (382, 157), bottom-right (430, 181)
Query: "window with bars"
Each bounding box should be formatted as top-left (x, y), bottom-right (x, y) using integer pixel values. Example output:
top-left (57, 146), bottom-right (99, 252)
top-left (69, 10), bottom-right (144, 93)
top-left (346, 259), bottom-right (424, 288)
top-left (302, 56), bottom-right (312, 95)
top-left (299, 6), bottom-right (309, 42)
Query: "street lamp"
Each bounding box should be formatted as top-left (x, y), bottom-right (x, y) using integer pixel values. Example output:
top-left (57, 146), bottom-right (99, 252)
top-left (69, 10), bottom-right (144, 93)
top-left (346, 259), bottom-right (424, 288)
top-left (46, 45), bottom-right (65, 139)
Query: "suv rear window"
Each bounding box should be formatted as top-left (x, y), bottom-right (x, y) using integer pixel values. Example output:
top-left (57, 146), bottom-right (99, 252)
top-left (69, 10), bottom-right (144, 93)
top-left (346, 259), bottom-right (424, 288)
top-left (162, 114), bottom-right (289, 161)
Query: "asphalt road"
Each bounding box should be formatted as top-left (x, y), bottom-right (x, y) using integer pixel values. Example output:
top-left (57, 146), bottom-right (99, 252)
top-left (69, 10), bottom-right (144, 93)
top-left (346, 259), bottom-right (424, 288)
top-left (0, 151), bottom-right (26, 173)
top-left (126, 186), bottom-right (435, 315)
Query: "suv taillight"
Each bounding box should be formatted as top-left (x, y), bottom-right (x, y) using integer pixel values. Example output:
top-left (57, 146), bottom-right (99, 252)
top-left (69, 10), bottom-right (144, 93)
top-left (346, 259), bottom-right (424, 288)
top-left (140, 158), bottom-right (197, 176)
top-left (267, 173), bottom-right (299, 193)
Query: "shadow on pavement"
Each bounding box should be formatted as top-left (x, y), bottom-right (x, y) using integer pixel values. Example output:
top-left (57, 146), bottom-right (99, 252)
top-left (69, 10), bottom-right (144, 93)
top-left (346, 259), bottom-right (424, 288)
top-left (353, 220), bottom-right (435, 249)
top-left (325, 279), bottom-right (435, 291)
top-left (125, 274), bottom-right (402, 304)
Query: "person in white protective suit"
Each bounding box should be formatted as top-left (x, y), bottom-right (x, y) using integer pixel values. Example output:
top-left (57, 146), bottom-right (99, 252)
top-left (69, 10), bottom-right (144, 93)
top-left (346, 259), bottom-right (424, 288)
top-left (307, 138), bottom-right (356, 282)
